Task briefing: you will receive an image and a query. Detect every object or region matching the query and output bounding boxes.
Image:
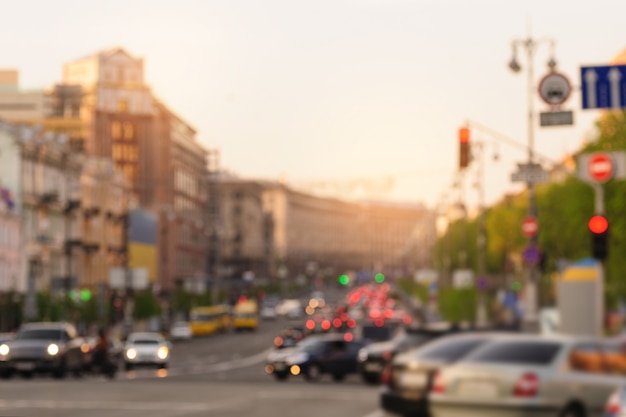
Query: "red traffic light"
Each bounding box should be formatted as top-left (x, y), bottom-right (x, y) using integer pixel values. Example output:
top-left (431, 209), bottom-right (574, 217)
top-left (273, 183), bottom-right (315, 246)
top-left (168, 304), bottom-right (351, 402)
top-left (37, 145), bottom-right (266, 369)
top-left (459, 127), bottom-right (470, 143)
top-left (588, 215), bottom-right (609, 234)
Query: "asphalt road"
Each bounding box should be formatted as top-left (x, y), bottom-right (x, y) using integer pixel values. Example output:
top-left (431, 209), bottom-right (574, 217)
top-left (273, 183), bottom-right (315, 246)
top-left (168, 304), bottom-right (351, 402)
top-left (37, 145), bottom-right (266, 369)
top-left (0, 288), bottom-right (390, 417)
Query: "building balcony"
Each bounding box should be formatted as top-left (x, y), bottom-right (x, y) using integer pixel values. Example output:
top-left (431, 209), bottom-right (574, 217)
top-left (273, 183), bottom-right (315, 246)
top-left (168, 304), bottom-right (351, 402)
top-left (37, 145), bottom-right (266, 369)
top-left (64, 238), bottom-right (83, 255)
top-left (63, 198), bottom-right (81, 214)
top-left (82, 241), bottom-right (100, 253)
top-left (83, 207), bottom-right (101, 218)
top-left (38, 191), bottom-right (59, 207)
top-left (107, 245), bottom-right (126, 255)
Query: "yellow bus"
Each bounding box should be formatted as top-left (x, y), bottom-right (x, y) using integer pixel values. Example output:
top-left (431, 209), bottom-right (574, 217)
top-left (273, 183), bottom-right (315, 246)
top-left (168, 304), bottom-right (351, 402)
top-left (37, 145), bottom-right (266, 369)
top-left (189, 305), bottom-right (232, 336)
top-left (233, 300), bottom-right (259, 331)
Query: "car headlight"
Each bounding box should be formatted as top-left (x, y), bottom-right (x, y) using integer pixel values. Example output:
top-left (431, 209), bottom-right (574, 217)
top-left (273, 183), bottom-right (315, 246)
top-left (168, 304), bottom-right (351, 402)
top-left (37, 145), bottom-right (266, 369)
top-left (358, 348), bottom-right (368, 362)
top-left (126, 348), bottom-right (137, 360)
top-left (157, 347), bottom-right (169, 360)
top-left (0, 344), bottom-right (9, 356)
top-left (286, 352), bottom-right (309, 365)
top-left (47, 344), bottom-right (59, 356)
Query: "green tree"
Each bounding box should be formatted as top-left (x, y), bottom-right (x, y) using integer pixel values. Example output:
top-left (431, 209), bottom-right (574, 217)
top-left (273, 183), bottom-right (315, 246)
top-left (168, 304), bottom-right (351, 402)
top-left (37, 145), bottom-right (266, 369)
top-left (133, 291), bottom-right (161, 320)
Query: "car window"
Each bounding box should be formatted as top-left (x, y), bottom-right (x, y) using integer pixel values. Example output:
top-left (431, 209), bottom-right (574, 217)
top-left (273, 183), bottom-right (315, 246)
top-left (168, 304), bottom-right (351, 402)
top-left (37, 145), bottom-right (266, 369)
top-left (398, 334), bottom-right (432, 350)
top-left (299, 339), bottom-right (325, 353)
top-left (131, 339), bottom-right (160, 345)
top-left (415, 337), bottom-right (490, 362)
top-left (465, 341), bottom-right (562, 365)
top-left (15, 329), bottom-right (63, 340)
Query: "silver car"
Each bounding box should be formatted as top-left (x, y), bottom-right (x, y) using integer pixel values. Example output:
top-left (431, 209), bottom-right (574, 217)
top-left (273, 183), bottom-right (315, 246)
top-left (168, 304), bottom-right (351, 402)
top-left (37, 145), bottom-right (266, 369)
top-left (604, 386), bottom-right (626, 417)
top-left (429, 334), bottom-right (624, 417)
top-left (124, 332), bottom-right (170, 371)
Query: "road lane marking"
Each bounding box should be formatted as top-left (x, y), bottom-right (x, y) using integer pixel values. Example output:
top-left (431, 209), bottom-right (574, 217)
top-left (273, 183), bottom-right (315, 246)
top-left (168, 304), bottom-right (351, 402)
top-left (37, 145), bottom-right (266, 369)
top-left (256, 390), bottom-right (376, 402)
top-left (0, 398), bottom-right (244, 412)
top-left (126, 347), bottom-right (273, 379)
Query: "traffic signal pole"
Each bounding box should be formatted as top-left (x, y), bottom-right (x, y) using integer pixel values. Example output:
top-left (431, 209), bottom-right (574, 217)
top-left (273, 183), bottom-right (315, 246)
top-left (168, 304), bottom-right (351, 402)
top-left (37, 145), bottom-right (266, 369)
top-left (593, 183), bottom-right (606, 337)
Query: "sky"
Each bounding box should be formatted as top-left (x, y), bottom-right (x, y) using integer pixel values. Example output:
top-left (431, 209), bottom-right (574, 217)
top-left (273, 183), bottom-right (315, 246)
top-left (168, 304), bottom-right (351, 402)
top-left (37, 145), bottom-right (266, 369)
top-left (2, 0), bottom-right (625, 210)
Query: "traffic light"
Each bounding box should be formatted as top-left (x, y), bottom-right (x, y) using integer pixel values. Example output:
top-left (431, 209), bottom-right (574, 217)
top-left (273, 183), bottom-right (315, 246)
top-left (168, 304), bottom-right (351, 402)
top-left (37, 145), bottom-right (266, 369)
top-left (588, 215), bottom-right (609, 260)
top-left (338, 275), bottom-right (349, 285)
top-left (459, 127), bottom-right (470, 169)
top-left (374, 273), bottom-right (385, 283)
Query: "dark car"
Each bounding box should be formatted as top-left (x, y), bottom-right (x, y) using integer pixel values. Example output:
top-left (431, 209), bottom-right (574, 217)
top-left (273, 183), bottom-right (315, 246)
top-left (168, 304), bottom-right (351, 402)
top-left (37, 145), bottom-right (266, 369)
top-left (81, 335), bottom-right (124, 372)
top-left (265, 333), bottom-right (366, 382)
top-left (380, 332), bottom-right (501, 417)
top-left (358, 328), bottom-right (445, 385)
top-left (273, 327), bottom-right (306, 350)
top-left (0, 322), bottom-right (85, 379)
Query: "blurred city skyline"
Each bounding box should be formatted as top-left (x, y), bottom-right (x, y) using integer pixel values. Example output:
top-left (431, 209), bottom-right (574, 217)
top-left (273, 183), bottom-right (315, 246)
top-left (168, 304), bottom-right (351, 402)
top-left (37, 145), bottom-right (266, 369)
top-left (2, 0), bottom-right (625, 208)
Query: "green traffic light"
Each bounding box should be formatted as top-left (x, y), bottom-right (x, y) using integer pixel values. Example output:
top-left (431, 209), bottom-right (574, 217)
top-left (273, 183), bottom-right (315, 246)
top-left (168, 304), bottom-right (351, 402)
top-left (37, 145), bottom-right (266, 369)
top-left (80, 289), bottom-right (92, 302)
top-left (374, 273), bottom-right (385, 283)
top-left (338, 275), bottom-right (349, 285)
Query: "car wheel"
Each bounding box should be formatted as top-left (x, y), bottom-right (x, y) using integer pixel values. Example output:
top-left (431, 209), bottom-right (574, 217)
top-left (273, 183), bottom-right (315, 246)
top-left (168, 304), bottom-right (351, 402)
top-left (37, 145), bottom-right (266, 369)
top-left (0, 369), bottom-right (13, 380)
top-left (305, 364), bottom-right (321, 382)
top-left (361, 373), bottom-right (380, 385)
top-left (158, 363), bottom-right (168, 370)
top-left (332, 373), bottom-right (346, 382)
top-left (274, 372), bottom-right (288, 381)
top-left (560, 404), bottom-right (585, 417)
top-left (52, 359), bottom-right (67, 379)
top-left (125, 363), bottom-right (134, 371)
top-left (20, 371), bottom-right (34, 379)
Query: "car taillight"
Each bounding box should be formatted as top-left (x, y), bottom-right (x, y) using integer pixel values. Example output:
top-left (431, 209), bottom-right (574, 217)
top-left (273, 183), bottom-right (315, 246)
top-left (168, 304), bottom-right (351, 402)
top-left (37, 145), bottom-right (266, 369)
top-left (381, 364), bottom-right (392, 386)
top-left (431, 371), bottom-right (445, 393)
top-left (512, 372), bottom-right (539, 397)
top-left (605, 391), bottom-right (621, 415)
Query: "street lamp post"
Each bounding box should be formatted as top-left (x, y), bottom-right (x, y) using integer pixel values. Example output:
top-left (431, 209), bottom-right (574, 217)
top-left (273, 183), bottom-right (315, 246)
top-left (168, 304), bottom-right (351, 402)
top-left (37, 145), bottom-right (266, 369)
top-left (508, 33), bottom-right (557, 327)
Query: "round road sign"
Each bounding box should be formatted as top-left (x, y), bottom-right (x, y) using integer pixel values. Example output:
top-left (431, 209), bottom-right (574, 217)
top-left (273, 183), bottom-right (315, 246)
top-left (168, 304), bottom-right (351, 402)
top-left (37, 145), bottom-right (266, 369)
top-left (521, 217), bottom-right (539, 238)
top-left (588, 153), bottom-right (615, 183)
top-left (538, 72), bottom-right (572, 106)
top-left (523, 244), bottom-right (542, 266)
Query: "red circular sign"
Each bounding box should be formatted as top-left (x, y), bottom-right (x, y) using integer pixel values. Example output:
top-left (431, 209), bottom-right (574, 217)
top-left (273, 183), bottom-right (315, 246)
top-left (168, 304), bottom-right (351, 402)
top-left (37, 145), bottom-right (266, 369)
top-left (588, 215), bottom-right (609, 234)
top-left (521, 217), bottom-right (539, 238)
top-left (588, 153), bottom-right (615, 183)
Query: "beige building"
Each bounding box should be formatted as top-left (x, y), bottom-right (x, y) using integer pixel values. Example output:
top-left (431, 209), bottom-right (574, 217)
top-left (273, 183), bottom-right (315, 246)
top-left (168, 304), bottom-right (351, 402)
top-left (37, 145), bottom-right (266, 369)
top-left (219, 180), bottom-right (273, 282)
top-left (218, 179), bottom-right (436, 283)
top-left (0, 183), bottom-right (20, 292)
top-left (0, 70), bottom-right (51, 123)
top-left (60, 48), bottom-right (211, 293)
top-left (79, 158), bottom-right (129, 291)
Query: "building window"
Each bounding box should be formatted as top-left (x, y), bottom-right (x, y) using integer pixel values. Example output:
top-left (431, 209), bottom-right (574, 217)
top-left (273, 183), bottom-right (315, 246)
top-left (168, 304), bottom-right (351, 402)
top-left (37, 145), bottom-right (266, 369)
top-left (111, 121), bottom-right (121, 139)
top-left (123, 122), bottom-right (134, 139)
top-left (118, 100), bottom-right (128, 113)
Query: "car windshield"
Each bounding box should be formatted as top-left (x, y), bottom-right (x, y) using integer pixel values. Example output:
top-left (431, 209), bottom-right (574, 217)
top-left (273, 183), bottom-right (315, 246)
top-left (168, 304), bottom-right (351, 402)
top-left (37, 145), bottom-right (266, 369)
top-left (131, 339), bottom-right (160, 345)
top-left (14, 329), bottom-right (62, 340)
top-left (172, 322), bottom-right (188, 328)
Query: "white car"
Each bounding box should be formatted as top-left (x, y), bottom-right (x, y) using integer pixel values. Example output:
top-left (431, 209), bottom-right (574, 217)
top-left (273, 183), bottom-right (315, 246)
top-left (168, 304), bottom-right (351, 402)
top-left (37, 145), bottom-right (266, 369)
top-left (169, 321), bottom-right (192, 341)
top-left (275, 299), bottom-right (302, 317)
top-left (124, 332), bottom-right (170, 371)
top-left (261, 306), bottom-right (277, 320)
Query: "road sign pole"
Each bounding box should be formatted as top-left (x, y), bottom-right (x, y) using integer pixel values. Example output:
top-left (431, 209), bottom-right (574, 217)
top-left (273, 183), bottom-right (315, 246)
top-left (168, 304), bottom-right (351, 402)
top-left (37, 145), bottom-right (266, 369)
top-left (594, 182), bottom-right (606, 336)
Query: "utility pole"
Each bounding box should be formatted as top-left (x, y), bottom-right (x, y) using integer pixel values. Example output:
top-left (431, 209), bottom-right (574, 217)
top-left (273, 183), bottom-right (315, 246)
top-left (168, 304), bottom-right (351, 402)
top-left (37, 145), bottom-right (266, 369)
top-left (508, 27), bottom-right (558, 328)
top-left (474, 140), bottom-right (488, 325)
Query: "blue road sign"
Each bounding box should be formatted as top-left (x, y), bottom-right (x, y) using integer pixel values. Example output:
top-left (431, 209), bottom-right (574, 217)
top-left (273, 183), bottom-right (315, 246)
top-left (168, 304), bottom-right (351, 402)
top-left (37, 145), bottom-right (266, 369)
top-left (581, 65), bottom-right (626, 109)
top-left (523, 244), bottom-right (542, 266)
